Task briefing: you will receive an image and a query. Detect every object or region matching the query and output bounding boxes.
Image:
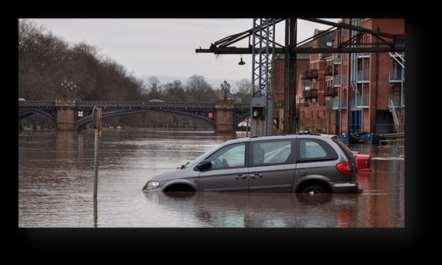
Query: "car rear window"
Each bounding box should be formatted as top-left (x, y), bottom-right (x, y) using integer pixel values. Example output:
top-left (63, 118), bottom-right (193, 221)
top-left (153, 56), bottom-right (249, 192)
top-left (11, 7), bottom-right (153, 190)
top-left (332, 137), bottom-right (355, 161)
top-left (296, 138), bottom-right (338, 162)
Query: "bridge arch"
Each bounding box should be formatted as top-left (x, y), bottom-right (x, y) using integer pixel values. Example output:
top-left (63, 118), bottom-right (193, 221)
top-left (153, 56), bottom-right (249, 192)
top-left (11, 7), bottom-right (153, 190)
top-left (18, 109), bottom-right (57, 126)
top-left (76, 108), bottom-right (215, 130)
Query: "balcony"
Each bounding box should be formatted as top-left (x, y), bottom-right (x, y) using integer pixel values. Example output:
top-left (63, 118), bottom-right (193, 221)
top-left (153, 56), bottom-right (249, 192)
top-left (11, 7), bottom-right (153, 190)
top-left (324, 86), bottom-right (338, 97)
top-left (333, 54), bottom-right (341, 65)
top-left (325, 65), bottom-right (338, 76)
top-left (357, 53), bottom-right (370, 59)
top-left (353, 87), bottom-right (369, 108)
top-left (332, 76), bottom-right (341, 87)
top-left (303, 89), bottom-right (318, 99)
top-left (388, 93), bottom-right (404, 109)
top-left (326, 97), bottom-right (340, 110)
top-left (302, 69), bottom-right (319, 80)
top-left (389, 69), bottom-right (404, 83)
top-left (355, 70), bottom-right (369, 82)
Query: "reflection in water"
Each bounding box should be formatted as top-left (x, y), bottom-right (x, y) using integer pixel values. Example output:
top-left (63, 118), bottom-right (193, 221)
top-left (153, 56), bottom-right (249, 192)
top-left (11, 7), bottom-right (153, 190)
top-left (144, 192), bottom-right (344, 227)
top-left (19, 129), bottom-right (404, 227)
top-left (143, 191), bottom-right (401, 228)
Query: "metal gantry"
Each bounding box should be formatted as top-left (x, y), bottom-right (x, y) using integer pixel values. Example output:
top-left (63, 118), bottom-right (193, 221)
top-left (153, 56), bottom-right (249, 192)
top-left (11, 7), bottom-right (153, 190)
top-left (250, 18), bottom-right (276, 136)
top-left (251, 18), bottom-right (275, 97)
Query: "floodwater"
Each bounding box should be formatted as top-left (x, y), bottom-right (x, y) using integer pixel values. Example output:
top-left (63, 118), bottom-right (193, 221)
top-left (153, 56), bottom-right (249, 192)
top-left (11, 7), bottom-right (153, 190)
top-left (18, 129), bottom-right (405, 227)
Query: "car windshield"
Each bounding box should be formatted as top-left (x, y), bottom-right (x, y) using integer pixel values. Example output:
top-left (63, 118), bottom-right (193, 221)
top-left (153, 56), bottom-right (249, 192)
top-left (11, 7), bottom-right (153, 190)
top-left (179, 144), bottom-right (222, 169)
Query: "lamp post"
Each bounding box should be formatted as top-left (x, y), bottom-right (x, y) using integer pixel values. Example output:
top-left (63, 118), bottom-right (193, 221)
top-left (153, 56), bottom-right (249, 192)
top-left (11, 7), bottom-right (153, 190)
top-left (91, 106), bottom-right (103, 227)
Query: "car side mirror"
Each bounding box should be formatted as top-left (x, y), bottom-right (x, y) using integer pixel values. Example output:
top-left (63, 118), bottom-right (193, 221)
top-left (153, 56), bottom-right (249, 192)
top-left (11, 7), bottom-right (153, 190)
top-left (196, 160), bottom-right (212, 171)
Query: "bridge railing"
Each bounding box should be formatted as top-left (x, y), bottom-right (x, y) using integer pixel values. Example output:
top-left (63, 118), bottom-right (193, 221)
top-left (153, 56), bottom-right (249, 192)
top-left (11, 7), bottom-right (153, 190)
top-left (18, 101), bottom-right (55, 107)
top-left (19, 100), bottom-right (250, 111)
top-left (75, 101), bottom-right (216, 108)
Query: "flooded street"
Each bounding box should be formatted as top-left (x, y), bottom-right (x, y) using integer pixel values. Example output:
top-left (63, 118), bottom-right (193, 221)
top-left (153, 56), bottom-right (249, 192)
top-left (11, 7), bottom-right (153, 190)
top-left (19, 129), bottom-right (404, 227)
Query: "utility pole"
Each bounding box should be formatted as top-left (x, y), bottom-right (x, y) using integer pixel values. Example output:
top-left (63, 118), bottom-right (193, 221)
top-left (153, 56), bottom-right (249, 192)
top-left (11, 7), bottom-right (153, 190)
top-left (92, 106), bottom-right (102, 228)
top-left (283, 18), bottom-right (297, 134)
top-left (346, 18), bottom-right (352, 137)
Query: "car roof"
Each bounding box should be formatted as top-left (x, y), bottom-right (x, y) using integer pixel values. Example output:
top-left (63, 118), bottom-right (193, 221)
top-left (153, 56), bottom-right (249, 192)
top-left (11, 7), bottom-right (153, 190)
top-left (224, 134), bottom-right (334, 145)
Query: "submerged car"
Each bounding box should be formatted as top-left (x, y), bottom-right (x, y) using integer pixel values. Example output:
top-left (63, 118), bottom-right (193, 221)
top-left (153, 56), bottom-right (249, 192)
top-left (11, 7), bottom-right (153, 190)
top-left (143, 134), bottom-right (362, 194)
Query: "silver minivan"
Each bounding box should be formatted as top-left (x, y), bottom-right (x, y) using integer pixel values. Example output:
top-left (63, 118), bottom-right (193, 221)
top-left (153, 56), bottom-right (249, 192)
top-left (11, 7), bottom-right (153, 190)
top-left (142, 134), bottom-right (362, 194)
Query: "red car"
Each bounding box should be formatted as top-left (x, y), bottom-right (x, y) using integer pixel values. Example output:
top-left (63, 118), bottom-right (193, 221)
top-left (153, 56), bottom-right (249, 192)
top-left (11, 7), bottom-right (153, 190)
top-left (321, 134), bottom-right (371, 172)
top-left (352, 151), bottom-right (371, 172)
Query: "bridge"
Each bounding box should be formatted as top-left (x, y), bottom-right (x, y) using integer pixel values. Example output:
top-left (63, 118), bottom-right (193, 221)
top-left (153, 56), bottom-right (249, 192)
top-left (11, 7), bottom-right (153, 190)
top-left (18, 100), bottom-right (250, 136)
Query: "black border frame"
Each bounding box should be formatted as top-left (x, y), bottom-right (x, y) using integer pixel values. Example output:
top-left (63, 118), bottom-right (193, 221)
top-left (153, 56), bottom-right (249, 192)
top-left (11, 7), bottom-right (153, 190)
top-left (8, 4), bottom-right (435, 256)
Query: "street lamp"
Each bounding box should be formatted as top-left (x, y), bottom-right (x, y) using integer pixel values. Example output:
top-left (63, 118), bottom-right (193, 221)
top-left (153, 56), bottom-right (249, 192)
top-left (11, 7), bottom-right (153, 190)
top-left (238, 56), bottom-right (245, 65)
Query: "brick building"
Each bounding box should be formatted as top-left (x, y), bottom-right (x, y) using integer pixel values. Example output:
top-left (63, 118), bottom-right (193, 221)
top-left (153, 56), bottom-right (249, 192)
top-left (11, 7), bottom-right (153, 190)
top-left (271, 49), bottom-right (310, 133)
top-left (271, 18), bottom-right (405, 135)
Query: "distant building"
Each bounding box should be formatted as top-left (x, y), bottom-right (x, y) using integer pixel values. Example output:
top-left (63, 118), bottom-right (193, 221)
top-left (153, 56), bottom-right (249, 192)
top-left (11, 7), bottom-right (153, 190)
top-left (271, 18), bottom-right (405, 134)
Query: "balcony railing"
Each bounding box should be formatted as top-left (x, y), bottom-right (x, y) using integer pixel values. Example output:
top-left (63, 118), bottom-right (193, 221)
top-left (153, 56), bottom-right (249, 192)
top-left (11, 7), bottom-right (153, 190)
top-left (333, 76), bottom-right (341, 87)
top-left (324, 86), bottom-right (338, 97)
top-left (302, 69), bottom-right (319, 80)
top-left (357, 53), bottom-right (370, 58)
top-left (388, 94), bottom-right (404, 108)
top-left (333, 54), bottom-right (341, 64)
top-left (354, 87), bottom-right (369, 108)
top-left (303, 89), bottom-right (318, 99)
top-left (355, 70), bottom-right (369, 82)
top-left (389, 69), bottom-right (405, 83)
top-left (326, 98), bottom-right (340, 110)
top-left (325, 65), bottom-right (338, 76)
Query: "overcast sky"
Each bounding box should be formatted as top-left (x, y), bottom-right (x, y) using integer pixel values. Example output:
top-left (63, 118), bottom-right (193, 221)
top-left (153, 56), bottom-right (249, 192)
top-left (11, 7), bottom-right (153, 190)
top-left (28, 19), bottom-right (337, 86)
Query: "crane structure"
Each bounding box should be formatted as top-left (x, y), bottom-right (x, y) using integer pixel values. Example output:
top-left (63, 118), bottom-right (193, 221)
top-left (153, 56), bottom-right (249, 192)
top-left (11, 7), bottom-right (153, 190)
top-left (196, 18), bottom-right (405, 137)
top-left (249, 18), bottom-right (276, 136)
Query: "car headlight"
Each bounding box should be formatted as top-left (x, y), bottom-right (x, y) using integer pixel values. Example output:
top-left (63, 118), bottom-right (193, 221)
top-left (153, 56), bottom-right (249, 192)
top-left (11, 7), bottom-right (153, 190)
top-left (146, 181), bottom-right (160, 190)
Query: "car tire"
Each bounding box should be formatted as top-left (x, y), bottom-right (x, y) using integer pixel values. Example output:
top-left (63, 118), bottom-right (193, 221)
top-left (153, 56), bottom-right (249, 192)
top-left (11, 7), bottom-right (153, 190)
top-left (301, 185), bottom-right (327, 195)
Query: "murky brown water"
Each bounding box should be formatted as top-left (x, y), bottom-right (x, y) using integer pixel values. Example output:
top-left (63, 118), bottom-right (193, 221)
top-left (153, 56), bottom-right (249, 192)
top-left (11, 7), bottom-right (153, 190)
top-left (19, 129), bottom-right (404, 227)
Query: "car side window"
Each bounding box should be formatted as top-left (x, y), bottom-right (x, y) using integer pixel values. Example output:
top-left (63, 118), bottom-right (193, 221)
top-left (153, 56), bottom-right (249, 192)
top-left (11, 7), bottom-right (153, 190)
top-left (297, 138), bottom-right (338, 162)
top-left (207, 143), bottom-right (245, 170)
top-left (251, 140), bottom-right (293, 166)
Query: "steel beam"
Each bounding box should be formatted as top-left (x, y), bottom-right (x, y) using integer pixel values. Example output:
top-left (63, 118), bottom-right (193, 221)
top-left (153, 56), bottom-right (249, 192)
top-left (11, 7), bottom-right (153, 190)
top-left (195, 46), bottom-right (405, 54)
top-left (302, 18), bottom-right (401, 40)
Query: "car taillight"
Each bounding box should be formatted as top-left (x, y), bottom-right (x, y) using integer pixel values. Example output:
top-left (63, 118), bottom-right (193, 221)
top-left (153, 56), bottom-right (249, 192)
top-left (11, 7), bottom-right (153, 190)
top-left (336, 161), bottom-right (353, 177)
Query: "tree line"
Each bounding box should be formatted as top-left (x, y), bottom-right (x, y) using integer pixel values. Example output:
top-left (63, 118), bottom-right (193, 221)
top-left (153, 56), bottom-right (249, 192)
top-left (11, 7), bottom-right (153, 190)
top-left (19, 19), bottom-right (252, 104)
top-left (18, 19), bottom-right (252, 130)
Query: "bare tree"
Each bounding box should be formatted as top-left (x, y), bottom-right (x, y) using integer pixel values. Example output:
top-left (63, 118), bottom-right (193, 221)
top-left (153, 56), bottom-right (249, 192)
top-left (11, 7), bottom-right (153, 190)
top-left (186, 75), bottom-right (216, 102)
top-left (146, 76), bottom-right (162, 99)
top-left (235, 78), bottom-right (252, 104)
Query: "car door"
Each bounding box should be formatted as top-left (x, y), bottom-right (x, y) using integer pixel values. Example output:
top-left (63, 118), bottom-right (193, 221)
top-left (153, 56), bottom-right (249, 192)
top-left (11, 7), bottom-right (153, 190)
top-left (196, 142), bottom-right (250, 192)
top-left (294, 138), bottom-right (341, 185)
top-left (247, 139), bottom-right (296, 192)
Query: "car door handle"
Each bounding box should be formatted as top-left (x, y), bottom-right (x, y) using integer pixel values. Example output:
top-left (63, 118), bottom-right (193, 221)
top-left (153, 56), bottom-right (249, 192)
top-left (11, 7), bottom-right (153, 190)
top-left (236, 174), bottom-right (253, 180)
top-left (248, 173), bottom-right (263, 180)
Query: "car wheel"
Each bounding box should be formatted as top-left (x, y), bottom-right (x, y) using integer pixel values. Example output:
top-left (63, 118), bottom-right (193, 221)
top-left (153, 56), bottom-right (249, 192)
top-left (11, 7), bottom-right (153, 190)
top-left (301, 185), bottom-right (327, 195)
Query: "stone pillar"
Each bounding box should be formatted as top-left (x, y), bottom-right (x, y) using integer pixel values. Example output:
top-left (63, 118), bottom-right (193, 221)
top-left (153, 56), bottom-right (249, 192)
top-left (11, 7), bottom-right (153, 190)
top-left (55, 99), bottom-right (76, 131)
top-left (214, 99), bottom-right (235, 138)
